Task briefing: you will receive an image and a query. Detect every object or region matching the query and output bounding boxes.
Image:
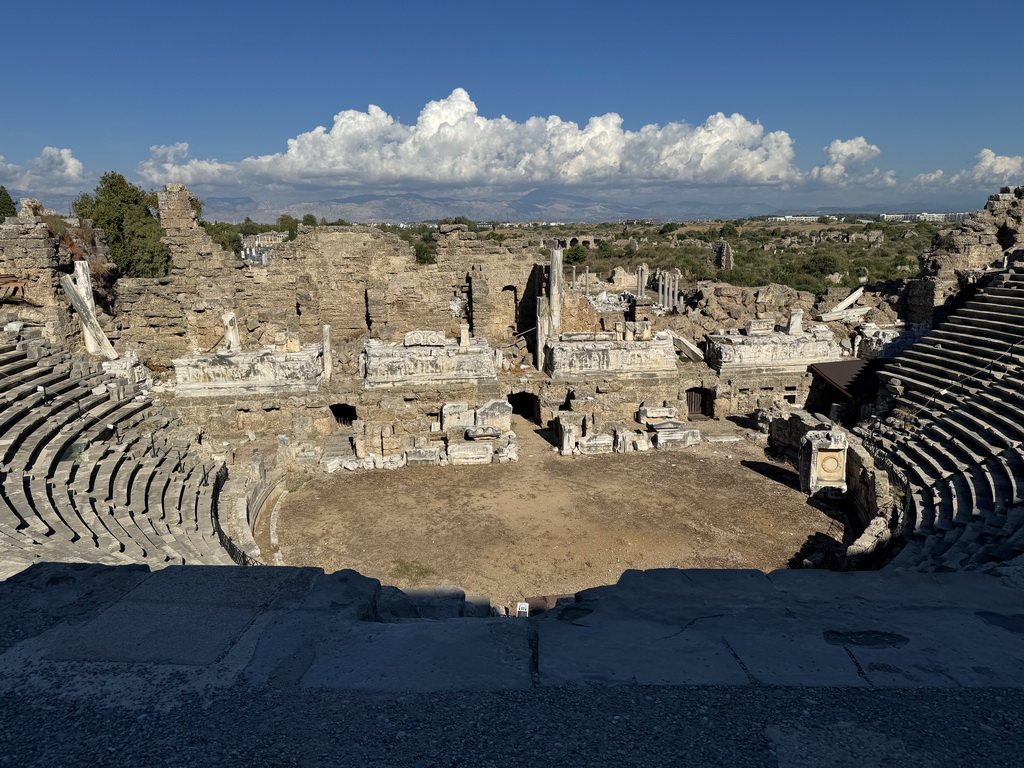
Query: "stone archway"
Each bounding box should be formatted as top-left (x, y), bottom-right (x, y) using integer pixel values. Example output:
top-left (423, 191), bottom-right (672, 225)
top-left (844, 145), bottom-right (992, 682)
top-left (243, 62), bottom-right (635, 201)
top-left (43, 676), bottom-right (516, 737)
top-left (507, 391), bottom-right (542, 425)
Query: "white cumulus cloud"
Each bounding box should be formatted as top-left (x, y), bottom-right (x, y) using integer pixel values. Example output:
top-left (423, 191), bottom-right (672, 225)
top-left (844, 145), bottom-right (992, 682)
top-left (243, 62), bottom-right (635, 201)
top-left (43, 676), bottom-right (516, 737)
top-left (914, 169), bottom-right (945, 185)
top-left (0, 147), bottom-right (85, 194)
top-left (137, 88), bottom-right (807, 191)
top-left (808, 137), bottom-right (896, 187)
top-left (950, 148), bottom-right (1024, 186)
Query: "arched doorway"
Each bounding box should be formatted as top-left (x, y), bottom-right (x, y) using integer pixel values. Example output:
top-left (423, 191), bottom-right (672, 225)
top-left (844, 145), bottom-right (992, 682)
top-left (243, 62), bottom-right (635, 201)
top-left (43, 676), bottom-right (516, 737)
top-left (507, 392), bottom-right (542, 425)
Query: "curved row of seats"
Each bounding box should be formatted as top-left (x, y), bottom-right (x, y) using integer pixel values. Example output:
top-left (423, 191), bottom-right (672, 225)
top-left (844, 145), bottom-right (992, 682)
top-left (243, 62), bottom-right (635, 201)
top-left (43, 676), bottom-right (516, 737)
top-left (869, 256), bottom-right (1024, 571)
top-left (0, 335), bottom-right (234, 579)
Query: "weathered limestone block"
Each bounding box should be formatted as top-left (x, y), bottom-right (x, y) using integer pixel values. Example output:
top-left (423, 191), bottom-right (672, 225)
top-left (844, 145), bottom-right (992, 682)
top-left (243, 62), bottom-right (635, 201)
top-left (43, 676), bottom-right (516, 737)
top-left (799, 429), bottom-right (849, 495)
top-left (404, 329), bottom-right (446, 347)
top-left (545, 333), bottom-right (678, 380)
top-left (745, 318), bottom-right (775, 336)
top-left (447, 441), bottom-right (494, 465)
top-left (475, 399), bottom-right (513, 431)
top-left (172, 344), bottom-right (324, 396)
top-left (706, 326), bottom-right (845, 375)
top-left (556, 412), bottom-right (586, 456)
top-left (785, 309), bottom-right (803, 335)
top-left (465, 425), bottom-right (501, 441)
top-left (405, 447), bottom-right (440, 467)
top-left (609, 423), bottom-right (636, 453)
top-left (363, 338), bottom-right (498, 389)
top-left (638, 406), bottom-right (677, 424)
top-left (494, 432), bottom-right (519, 463)
top-left (441, 402), bottom-right (475, 429)
top-left (578, 433), bottom-right (614, 455)
top-left (653, 428), bottom-right (701, 450)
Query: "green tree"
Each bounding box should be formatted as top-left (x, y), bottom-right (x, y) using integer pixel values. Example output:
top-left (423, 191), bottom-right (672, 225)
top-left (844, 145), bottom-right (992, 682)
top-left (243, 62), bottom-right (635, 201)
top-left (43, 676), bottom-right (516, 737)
top-left (565, 244), bottom-right (589, 264)
top-left (276, 214), bottom-right (299, 240)
top-left (72, 172), bottom-right (171, 277)
top-left (301, 213), bottom-right (317, 227)
top-left (202, 221), bottom-right (242, 253)
top-left (239, 217), bottom-right (262, 237)
top-left (0, 186), bottom-right (15, 220)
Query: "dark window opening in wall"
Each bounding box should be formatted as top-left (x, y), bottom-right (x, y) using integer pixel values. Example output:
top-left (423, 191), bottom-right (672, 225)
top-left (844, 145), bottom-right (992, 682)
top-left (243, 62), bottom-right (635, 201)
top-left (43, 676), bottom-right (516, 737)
top-left (295, 301), bottom-right (301, 317)
top-left (558, 391), bottom-right (573, 411)
top-left (785, 386), bottom-right (797, 391)
top-left (569, 237), bottom-right (579, 247)
top-left (329, 403), bottom-right (358, 426)
top-left (784, 394), bottom-right (797, 404)
top-left (760, 387), bottom-right (774, 392)
top-left (739, 388), bottom-right (751, 394)
top-left (508, 391), bottom-right (542, 425)
top-left (364, 289), bottom-right (372, 330)
top-left (997, 224), bottom-right (1016, 252)
top-left (502, 285), bottom-right (519, 327)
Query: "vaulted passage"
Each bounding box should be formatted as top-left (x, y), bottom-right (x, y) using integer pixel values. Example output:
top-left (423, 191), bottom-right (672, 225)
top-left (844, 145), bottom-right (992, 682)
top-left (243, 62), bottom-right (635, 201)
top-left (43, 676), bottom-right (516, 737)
top-left (507, 392), bottom-right (542, 425)
top-left (329, 403), bottom-right (358, 426)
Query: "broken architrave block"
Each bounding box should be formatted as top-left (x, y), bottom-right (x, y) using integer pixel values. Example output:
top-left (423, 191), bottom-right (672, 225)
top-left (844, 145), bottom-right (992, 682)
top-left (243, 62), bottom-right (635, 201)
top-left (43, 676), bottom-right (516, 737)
top-left (475, 399), bottom-right (513, 432)
top-left (653, 428), bottom-right (701, 450)
top-left (671, 332), bottom-right (705, 362)
top-left (447, 442), bottom-right (494, 465)
top-left (441, 402), bottom-right (475, 429)
top-left (405, 447), bottom-right (441, 467)
top-left (578, 433), bottom-right (614, 455)
top-left (465, 425), bottom-right (501, 441)
top-left (638, 406), bottom-right (677, 425)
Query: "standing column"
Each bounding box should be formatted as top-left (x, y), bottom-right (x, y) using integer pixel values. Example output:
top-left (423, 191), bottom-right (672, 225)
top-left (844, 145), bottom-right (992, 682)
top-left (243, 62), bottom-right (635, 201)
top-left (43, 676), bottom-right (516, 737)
top-left (73, 261), bottom-right (101, 355)
top-left (322, 324), bottom-right (332, 382)
top-left (549, 248), bottom-right (563, 340)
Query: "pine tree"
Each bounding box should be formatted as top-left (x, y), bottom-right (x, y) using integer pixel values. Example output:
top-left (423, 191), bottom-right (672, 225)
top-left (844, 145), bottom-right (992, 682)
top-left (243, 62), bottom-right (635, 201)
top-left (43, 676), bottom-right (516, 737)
top-left (0, 186), bottom-right (16, 221)
top-left (72, 173), bottom-right (171, 277)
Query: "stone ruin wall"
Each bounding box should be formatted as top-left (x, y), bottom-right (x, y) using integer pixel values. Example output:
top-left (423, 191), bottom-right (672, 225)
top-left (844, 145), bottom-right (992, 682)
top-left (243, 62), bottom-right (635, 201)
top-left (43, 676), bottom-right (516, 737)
top-left (82, 185), bottom-right (1024, 463)
top-left (113, 187), bottom-right (547, 377)
top-left (903, 186), bottom-right (1024, 325)
top-left (0, 201), bottom-right (85, 351)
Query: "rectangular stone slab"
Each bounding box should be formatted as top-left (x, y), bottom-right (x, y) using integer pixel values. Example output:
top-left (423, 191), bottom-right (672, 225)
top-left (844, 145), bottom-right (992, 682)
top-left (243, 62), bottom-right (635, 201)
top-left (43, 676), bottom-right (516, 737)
top-left (447, 442), bottom-right (493, 464)
top-left (300, 620), bottom-right (532, 691)
top-left (43, 566), bottom-right (311, 666)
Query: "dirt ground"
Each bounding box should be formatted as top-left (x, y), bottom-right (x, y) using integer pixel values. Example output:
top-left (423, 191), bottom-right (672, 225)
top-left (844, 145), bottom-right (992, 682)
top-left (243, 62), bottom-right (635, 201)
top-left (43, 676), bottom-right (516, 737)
top-left (255, 418), bottom-right (844, 608)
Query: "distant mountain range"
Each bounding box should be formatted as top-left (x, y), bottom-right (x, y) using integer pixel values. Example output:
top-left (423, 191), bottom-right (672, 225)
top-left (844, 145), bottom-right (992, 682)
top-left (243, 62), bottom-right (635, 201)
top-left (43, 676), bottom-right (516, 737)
top-left (198, 191), bottom-right (977, 225)
top-left (6, 186), bottom-right (979, 225)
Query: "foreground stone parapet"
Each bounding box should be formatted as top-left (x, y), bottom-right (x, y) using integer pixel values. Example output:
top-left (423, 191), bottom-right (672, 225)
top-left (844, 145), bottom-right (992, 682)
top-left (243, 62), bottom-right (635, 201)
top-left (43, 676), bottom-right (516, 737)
top-left (4, 563), bottom-right (1024, 694)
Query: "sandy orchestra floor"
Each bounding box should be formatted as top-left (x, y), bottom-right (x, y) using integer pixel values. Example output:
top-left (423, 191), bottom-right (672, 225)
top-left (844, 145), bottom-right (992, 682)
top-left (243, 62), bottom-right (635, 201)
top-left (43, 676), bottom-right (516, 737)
top-left (256, 417), bottom-right (842, 607)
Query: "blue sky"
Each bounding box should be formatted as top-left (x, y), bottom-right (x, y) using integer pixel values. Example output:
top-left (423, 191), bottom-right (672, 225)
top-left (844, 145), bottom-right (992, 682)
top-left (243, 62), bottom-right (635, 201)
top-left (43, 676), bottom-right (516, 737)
top-left (2, 0), bottom-right (1022, 212)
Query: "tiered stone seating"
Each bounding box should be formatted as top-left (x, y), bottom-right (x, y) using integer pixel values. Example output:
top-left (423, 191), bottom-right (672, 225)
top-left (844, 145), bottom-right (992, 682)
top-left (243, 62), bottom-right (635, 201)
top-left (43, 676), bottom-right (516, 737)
top-left (872, 257), bottom-right (1024, 570)
top-left (0, 336), bottom-right (234, 577)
